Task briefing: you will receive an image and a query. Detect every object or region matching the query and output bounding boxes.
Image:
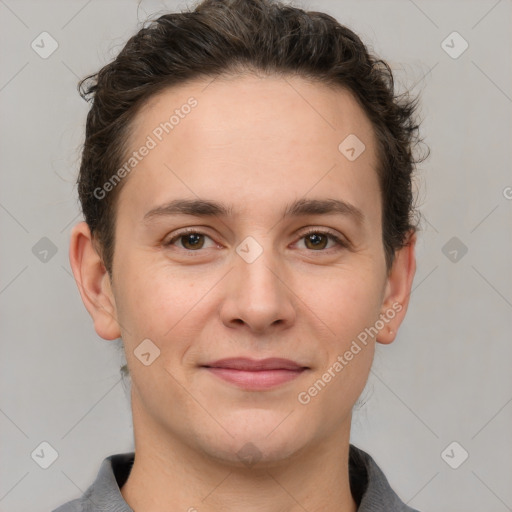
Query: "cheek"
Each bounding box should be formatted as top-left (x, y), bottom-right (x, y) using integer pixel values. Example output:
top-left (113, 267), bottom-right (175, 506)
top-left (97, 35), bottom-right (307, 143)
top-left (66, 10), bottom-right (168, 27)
top-left (114, 257), bottom-right (219, 358)
top-left (300, 264), bottom-right (382, 383)
top-left (307, 341), bottom-right (375, 438)
top-left (302, 262), bottom-right (384, 341)
top-left (296, 270), bottom-right (380, 432)
top-left (116, 248), bottom-right (174, 312)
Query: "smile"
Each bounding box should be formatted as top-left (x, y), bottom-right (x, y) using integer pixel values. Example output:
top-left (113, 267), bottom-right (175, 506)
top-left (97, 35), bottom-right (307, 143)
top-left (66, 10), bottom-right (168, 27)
top-left (201, 357), bottom-right (309, 390)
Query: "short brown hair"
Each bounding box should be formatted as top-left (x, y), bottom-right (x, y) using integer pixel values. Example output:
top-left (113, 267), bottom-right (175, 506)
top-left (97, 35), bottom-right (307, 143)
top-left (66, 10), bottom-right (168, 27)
top-left (77, 0), bottom-right (428, 275)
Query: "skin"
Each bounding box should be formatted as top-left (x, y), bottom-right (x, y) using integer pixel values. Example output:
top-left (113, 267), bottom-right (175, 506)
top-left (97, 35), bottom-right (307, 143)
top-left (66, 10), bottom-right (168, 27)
top-left (69, 73), bottom-right (416, 512)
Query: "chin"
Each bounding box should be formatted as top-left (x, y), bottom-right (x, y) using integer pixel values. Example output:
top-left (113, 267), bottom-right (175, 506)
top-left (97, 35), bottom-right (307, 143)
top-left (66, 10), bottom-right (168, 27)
top-left (194, 410), bottom-right (313, 469)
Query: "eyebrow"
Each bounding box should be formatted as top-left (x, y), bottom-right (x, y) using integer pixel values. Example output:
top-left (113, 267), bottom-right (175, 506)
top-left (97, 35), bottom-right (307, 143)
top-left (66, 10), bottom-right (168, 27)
top-left (142, 197), bottom-right (365, 225)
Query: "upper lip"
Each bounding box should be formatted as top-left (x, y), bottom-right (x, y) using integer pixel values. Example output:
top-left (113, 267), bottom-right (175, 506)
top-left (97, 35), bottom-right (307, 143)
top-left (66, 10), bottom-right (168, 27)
top-left (202, 357), bottom-right (308, 371)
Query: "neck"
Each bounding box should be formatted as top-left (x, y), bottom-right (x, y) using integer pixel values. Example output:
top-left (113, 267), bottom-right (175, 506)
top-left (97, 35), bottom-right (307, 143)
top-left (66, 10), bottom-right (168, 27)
top-left (121, 393), bottom-right (357, 512)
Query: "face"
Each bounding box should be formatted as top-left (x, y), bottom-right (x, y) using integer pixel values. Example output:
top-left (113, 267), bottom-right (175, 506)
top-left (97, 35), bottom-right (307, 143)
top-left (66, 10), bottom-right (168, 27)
top-left (75, 73), bottom-right (414, 468)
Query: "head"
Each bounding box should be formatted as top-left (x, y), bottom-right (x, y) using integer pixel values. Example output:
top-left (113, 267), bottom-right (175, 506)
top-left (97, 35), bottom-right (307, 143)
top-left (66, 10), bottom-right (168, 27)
top-left (70, 0), bottom-right (426, 466)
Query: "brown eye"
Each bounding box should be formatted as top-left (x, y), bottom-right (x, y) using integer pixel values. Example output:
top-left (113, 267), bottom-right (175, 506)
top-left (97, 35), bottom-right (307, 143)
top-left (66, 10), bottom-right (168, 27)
top-left (298, 229), bottom-right (346, 252)
top-left (304, 232), bottom-right (329, 250)
top-left (180, 233), bottom-right (205, 250)
top-left (165, 231), bottom-right (213, 251)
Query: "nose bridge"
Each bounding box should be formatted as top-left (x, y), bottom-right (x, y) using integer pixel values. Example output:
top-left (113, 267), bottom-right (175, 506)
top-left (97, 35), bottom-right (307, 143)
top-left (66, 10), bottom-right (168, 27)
top-left (236, 233), bottom-right (283, 299)
top-left (223, 233), bottom-right (295, 331)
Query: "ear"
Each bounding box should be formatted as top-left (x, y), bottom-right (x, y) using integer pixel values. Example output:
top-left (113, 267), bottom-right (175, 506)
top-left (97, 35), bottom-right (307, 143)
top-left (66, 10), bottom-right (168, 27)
top-left (376, 230), bottom-right (417, 345)
top-left (69, 221), bottom-right (121, 340)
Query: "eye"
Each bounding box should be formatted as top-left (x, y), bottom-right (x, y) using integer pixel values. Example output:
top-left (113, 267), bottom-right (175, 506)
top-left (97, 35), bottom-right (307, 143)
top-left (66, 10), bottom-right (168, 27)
top-left (164, 229), bottom-right (216, 251)
top-left (296, 229), bottom-right (347, 251)
top-left (164, 228), bottom-right (348, 253)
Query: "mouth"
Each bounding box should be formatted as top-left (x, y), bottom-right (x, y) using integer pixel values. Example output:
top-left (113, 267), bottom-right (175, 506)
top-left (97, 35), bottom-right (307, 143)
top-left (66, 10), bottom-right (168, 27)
top-left (201, 357), bottom-right (309, 390)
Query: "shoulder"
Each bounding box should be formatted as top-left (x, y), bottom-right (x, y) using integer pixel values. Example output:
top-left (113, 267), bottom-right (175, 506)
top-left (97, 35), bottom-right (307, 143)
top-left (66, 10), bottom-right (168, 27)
top-left (51, 452), bottom-right (135, 512)
top-left (349, 444), bottom-right (421, 512)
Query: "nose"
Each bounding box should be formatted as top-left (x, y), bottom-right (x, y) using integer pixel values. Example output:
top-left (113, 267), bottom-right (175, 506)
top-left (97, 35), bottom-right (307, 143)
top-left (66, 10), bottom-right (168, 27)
top-left (219, 244), bottom-right (296, 334)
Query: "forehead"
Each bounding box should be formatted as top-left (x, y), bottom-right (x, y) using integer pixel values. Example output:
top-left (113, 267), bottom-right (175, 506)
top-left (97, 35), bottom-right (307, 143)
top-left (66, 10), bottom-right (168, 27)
top-left (117, 73), bottom-right (380, 226)
top-left (138, 73), bottom-right (376, 146)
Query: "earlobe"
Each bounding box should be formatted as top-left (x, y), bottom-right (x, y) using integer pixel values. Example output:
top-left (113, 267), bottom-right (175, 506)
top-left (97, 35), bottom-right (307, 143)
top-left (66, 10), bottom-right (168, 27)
top-left (69, 221), bottom-right (121, 341)
top-left (377, 230), bottom-right (417, 345)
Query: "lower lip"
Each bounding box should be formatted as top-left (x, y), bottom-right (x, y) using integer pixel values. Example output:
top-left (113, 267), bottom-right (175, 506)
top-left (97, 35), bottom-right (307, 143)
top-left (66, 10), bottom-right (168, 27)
top-left (204, 367), bottom-right (306, 390)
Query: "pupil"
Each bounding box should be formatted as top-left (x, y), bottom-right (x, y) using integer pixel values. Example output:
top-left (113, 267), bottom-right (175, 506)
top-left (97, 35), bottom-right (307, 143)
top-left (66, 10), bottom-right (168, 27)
top-left (184, 233), bottom-right (203, 249)
top-left (188, 234), bottom-right (201, 245)
top-left (308, 233), bottom-right (326, 249)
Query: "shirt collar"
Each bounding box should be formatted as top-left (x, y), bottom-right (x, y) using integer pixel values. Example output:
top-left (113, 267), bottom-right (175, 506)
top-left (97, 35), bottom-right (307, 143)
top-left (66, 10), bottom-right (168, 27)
top-left (59, 444), bottom-right (419, 512)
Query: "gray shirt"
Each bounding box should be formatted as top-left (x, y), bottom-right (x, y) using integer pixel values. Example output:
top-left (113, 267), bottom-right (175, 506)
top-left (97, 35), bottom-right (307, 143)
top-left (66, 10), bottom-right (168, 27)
top-left (53, 444), bottom-right (420, 511)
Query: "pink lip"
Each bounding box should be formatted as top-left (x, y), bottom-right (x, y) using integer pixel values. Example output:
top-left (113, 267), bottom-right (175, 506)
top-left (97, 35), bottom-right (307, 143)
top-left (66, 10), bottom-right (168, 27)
top-left (202, 357), bottom-right (309, 390)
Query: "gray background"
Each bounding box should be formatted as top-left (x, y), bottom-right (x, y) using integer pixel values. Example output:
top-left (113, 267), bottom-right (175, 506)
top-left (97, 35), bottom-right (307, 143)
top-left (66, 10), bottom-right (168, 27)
top-left (0, 0), bottom-right (511, 511)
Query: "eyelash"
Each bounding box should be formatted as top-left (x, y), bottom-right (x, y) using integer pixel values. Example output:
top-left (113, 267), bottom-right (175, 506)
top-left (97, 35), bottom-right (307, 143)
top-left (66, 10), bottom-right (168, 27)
top-left (164, 228), bottom-right (348, 253)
